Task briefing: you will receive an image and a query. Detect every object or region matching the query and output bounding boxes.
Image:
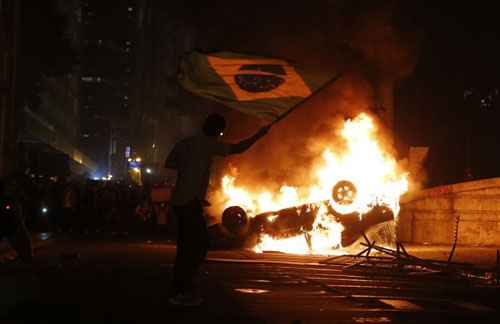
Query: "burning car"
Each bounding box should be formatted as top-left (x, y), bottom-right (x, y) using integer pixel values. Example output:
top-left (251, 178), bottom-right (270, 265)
top-left (215, 180), bottom-right (394, 252)
top-left (208, 114), bottom-right (408, 254)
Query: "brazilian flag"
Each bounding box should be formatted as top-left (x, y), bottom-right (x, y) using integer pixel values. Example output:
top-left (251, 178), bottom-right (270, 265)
top-left (178, 51), bottom-right (337, 120)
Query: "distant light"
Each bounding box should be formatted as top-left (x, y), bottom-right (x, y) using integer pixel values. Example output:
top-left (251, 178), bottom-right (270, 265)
top-left (42, 207), bottom-right (48, 214)
top-left (128, 158), bottom-right (132, 162)
top-left (152, 143), bottom-right (156, 149)
top-left (220, 132), bottom-right (224, 136)
top-left (107, 174), bottom-right (113, 180)
top-left (133, 167), bottom-right (140, 173)
top-left (101, 177), bottom-right (108, 181)
top-left (135, 157), bottom-right (141, 162)
top-left (5, 204), bottom-right (12, 211)
top-left (128, 7), bottom-right (133, 12)
top-left (93, 177), bottom-right (100, 180)
top-left (146, 168), bottom-right (152, 174)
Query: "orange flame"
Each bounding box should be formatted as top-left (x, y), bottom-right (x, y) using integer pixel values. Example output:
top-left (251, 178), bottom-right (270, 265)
top-left (221, 113), bottom-right (408, 254)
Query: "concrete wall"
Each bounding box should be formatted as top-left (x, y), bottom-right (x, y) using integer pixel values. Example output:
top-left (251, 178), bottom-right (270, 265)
top-left (398, 178), bottom-right (500, 246)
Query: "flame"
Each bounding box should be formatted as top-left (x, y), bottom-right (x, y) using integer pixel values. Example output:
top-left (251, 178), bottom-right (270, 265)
top-left (221, 113), bottom-right (408, 254)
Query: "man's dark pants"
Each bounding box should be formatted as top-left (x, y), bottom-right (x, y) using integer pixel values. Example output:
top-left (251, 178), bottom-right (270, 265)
top-left (171, 200), bottom-right (209, 296)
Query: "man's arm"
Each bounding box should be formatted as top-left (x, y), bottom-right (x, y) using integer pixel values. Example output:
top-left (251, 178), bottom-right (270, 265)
top-left (228, 126), bottom-right (270, 154)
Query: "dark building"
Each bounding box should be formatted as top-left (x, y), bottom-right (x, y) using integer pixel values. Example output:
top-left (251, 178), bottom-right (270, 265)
top-left (0, 0), bottom-right (19, 177)
top-left (132, 0), bottom-right (200, 176)
top-left (79, 0), bottom-right (138, 179)
top-left (15, 0), bottom-right (96, 178)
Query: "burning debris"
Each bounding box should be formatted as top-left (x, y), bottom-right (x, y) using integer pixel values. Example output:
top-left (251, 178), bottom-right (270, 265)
top-left (323, 235), bottom-right (500, 287)
top-left (209, 113), bottom-right (408, 254)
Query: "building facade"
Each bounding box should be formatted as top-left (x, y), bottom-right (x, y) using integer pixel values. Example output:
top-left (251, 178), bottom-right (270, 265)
top-left (0, 0), bottom-right (19, 177)
top-left (79, 0), bottom-right (139, 179)
top-left (16, 0), bottom-right (96, 178)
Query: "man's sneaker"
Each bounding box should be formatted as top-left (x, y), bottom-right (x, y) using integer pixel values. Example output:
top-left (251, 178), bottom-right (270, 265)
top-left (168, 293), bottom-right (203, 307)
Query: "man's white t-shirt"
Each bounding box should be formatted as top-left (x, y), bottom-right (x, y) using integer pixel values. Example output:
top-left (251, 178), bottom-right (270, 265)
top-left (165, 134), bottom-right (231, 206)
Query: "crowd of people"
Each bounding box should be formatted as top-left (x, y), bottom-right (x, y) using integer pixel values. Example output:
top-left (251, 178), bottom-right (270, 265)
top-left (4, 175), bottom-right (171, 237)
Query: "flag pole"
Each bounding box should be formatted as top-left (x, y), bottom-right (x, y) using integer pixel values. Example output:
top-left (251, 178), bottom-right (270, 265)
top-left (269, 73), bottom-right (344, 126)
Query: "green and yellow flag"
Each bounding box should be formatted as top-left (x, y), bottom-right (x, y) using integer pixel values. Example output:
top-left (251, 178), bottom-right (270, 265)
top-left (178, 51), bottom-right (337, 120)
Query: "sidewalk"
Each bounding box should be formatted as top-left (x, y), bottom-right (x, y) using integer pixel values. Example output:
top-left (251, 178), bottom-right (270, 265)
top-left (405, 244), bottom-right (500, 267)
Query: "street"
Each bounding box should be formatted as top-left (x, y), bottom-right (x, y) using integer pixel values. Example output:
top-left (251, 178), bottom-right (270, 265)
top-left (1, 235), bottom-right (499, 323)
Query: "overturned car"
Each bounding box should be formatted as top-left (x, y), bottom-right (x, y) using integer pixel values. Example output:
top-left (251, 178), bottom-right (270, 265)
top-left (208, 180), bottom-right (395, 251)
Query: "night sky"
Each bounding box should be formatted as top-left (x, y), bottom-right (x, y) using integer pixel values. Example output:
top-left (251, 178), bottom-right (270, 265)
top-left (396, 2), bottom-right (500, 185)
top-left (190, 1), bottom-right (500, 187)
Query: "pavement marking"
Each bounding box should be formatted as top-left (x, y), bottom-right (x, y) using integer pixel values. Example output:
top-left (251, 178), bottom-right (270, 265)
top-left (352, 316), bottom-right (392, 323)
top-left (234, 288), bottom-right (270, 294)
top-left (379, 299), bottom-right (423, 311)
top-left (206, 257), bottom-right (322, 266)
top-left (453, 301), bottom-right (495, 312)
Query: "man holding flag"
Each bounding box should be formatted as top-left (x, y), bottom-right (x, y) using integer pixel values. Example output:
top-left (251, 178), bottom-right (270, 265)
top-left (166, 51), bottom-right (340, 306)
top-left (165, 114), bottom-right (270, 306)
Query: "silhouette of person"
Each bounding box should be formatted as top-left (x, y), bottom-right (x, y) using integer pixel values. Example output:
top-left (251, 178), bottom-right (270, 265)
top-left (165, 113), bottom-right (270, 306)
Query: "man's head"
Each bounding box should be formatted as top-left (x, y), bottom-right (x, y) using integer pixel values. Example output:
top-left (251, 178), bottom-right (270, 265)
top-left (202, 113), bottom-right (226, 137)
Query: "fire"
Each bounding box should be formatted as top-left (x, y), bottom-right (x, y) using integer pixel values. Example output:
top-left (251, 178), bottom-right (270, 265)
top-left (221, 113), bottom-right (408, 254)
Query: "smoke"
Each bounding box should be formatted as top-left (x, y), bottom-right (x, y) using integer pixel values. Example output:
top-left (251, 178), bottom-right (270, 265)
top-left (187, 1), bottom-right (422, 217)
top-left (222, 72), bottom-right (374, 184)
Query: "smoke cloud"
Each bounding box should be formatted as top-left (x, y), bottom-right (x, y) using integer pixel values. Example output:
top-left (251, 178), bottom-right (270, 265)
top-left (181, 0), bottom-right (422, 217)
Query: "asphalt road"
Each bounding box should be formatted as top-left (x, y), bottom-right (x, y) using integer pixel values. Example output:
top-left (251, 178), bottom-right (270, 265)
top-left (1, 235), bottom-right (499, 324)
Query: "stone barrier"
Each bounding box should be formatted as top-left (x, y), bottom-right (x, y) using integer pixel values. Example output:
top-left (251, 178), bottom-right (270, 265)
top-left (398, 178), bottom-right (500, 246)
